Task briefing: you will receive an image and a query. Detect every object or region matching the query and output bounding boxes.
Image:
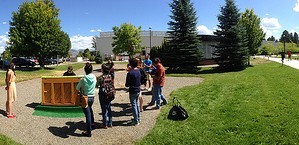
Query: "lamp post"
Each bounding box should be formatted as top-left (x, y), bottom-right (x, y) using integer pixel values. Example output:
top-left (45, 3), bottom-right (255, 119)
top-left (149, 26), bottom-right (152, 51)
top-left (282, 34), bottom-right (286, 65)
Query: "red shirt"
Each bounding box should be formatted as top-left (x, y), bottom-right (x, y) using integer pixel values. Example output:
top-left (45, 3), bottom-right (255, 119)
top-left (153, 63), bottom-right (165, 86)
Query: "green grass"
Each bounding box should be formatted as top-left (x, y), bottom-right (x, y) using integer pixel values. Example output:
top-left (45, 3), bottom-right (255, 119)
top-left (0, 63), bottom-right (85, 86)
top-left (32, 105), bottom-right (84, 118)
top-left (137, 58), bottom-right (299, 144)
top-left (0, 136), bottom-right (22, 145)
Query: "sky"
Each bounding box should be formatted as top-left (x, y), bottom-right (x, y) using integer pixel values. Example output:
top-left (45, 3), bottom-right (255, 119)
top-left (0, 0), bottom-right (299, 53)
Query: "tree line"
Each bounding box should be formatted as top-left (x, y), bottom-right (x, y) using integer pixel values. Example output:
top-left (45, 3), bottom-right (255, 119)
top-left (3, 0), bottom-right (266, 72)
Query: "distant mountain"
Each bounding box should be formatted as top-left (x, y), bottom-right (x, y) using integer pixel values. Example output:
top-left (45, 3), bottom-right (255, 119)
top-left (70, 49), bottom-right (79, 57)
top-left (70, 48), bottom-right (97, 57)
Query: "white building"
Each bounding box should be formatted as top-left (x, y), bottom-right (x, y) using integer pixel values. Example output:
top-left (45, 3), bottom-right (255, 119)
top-left (96, 31), bottom-right (168, 60)
top-left (96, 31), bottom-right (217, 60)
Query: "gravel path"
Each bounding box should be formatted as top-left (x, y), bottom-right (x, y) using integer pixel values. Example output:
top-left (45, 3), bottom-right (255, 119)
top-left (0, 63), bottom-right (203, 145)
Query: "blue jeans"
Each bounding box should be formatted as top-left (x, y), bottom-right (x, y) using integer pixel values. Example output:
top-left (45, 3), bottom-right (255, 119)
top-left (99, 90), bottom-right (112, 126)
top-left (82, 97), bottom-right (95, 132)
top-left (153, 84), bottom-right (167, 108)
top-left (129, 92), bottom-right (140, 123)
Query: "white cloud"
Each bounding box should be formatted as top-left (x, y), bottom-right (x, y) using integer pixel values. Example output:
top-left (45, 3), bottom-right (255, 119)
top-left (0, 35), bottom-right (8, 53)
top-left (265, 13), bottom-right (269, 16)
top-left (197, 25), bottom-right (214, 35)
top-left (261, 18), bottom-right (281, 30)
top-left (261, 17), bottom-right (282, 39)
top-left (70, 35), bottom-right (93, 50)
top-left (294, 0), bottom-right (299, 12)
top-left (90, 29), bottom-right (102, 33)
top-left (2, 22), bottom-right (7, 25)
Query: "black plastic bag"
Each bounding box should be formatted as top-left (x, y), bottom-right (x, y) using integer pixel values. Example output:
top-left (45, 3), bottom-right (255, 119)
top-left (168, 97), bottom-right (189, 120)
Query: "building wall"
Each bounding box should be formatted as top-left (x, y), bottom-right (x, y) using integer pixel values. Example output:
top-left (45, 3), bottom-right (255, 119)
top-left (96, 31), bottom-right (167, 59)
top-left (96, 31), bottom-right (217, 60)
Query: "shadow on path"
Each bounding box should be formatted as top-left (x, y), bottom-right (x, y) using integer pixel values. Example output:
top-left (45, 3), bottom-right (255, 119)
top-left (25, 102), bottom-right (40, 109)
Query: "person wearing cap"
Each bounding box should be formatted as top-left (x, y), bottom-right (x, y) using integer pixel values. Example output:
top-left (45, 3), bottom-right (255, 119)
top-left (63, 65), bottom-right (76, 76)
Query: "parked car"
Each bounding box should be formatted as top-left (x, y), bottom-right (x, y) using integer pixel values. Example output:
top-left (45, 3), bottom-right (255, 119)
top-left (44, 58), bottom-right (63, 65)
top-left (12, 57), bottom-right (36, 67)
top-left (44, 58), bottom-right (57, 65)
top-left (0, 57), bottom-right (10, 70)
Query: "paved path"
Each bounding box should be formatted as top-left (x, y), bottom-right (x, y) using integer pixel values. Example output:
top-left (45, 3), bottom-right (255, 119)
top-left (258, 55), bottom-right (299, 69)
top-left (0, 63), bottom-right (203, 145)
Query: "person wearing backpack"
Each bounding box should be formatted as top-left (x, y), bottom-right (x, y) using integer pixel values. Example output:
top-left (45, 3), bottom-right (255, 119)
top-left (76, 62), bottom-right (97, 137)
top-left (97, 64), bottom-right (115, 129)
top-left (125, 58), bottom-right (141, 126)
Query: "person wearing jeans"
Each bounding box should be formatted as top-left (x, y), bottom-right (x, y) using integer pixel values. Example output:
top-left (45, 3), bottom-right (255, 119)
top-left (97, 64), bottom-right (113, 128)
top-left (82, 97), bottom-right (95, 132)
top-left (76, 62), bottom-right (97, 137)
top-left (151, 57), bottom-right (167, 109)
top-left (98, 88), bottom-right (113, 128)
top-left (125, 58), bottom-right (141, 126)
top-left (153, 84), bottom-right (167, 109)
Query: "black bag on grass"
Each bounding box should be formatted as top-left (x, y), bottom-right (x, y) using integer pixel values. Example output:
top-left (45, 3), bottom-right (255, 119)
top-left (168, 97), bottom-right (189, 121)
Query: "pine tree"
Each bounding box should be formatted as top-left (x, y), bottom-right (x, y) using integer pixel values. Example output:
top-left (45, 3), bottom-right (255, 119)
top-left (166, 0), bottom-right (201, 73)
top-left (213, 0), bottom-right (249, 70)
top-left (294, 32), bottom-right (299, 44)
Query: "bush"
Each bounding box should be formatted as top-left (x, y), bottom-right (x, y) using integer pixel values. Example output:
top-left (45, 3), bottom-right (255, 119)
top-left (95, 55), bottom-right (103, 64)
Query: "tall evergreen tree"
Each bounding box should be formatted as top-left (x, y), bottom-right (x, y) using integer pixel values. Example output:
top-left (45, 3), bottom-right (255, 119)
top-left (267, 36), bottom-right (276, 41)
top-left (279, 30), bottom-right (291, 43)
top-left (294, 32), bottom-right (299, 44)
top-left (213, 0), bottom-right (249, 70)
top-left (166, 0), bottom-right (201, 73)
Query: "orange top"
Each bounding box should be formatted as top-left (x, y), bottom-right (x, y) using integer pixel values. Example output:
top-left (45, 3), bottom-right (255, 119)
top-left (6, 69), bottom-right (16, 85)
top-left (153, 63), bottom-right (165, 86)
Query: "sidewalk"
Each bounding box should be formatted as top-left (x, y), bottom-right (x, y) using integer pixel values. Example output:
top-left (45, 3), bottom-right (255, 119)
top-left (258, 55), bottom-right (299, 70)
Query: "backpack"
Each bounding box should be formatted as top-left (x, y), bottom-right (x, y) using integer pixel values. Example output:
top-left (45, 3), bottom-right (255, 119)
top-left (140, 68), bottom-right (147, 85)
top-left (168, 97), bottom-right (189, 121)
top-left (102, 74), bottom-right (115, 102)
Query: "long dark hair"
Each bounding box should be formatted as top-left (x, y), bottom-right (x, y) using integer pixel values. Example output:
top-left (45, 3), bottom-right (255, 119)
top-left (6, 63), bottom-right (16, 80)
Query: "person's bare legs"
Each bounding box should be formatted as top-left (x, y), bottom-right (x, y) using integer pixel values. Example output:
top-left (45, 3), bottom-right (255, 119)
top-left (139, 96), bottom-right (143, 112)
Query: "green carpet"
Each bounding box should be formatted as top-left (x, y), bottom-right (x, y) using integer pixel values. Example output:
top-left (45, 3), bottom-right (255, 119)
top-left (32, 105), bottom-right (85, 118)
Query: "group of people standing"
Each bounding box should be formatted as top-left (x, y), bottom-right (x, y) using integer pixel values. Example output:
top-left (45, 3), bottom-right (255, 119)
top-left (3, 55), bottom-right (167, 138)
top-left (76, 55), bottom-right (167, 137)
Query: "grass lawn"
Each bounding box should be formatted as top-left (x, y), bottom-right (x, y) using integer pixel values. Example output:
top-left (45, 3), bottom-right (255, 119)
top-left (0, 63), bottom-right (86, 86)
top-left (137, 58), bottom-right (299, 144)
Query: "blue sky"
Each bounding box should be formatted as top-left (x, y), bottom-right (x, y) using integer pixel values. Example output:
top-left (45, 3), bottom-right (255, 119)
top-left (0, 0), bottom-right (299, 53)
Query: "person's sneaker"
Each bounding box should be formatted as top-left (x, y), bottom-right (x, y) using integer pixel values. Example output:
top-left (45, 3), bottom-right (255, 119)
top-left (81, 131), bottom-right (91, 137)
top-left (108, 124), bottom-right (113, 128)
top-left (100, 125), bottom-right (108, 129)
top-left (148, 102), bottom-right (155, 106)
top-left (161, 102), bottom-right (168, 106)
top-left (126, 120), bottom-right (140, 126)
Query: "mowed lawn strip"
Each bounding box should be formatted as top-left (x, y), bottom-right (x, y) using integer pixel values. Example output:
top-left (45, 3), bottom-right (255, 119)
top-left (137, 58), bottom-right (299, 144)
top-left (0, 63), bottom-right (86, 86)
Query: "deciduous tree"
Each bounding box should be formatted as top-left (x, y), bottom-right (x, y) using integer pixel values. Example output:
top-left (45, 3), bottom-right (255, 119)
top-left (7, 0), bottom-right (70, 67)
top-left (112, 23), bottom-right (141, 58)
top-left (239, 9), bottom-right (265, 65)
